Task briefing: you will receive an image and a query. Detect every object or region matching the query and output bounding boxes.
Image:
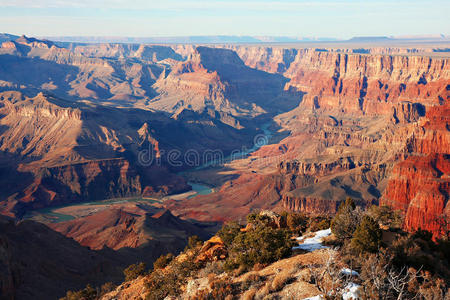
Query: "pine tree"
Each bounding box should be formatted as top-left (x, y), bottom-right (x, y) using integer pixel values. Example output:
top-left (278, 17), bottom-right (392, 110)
top-left (331, 197), bottom-right (360, 240)
top-left (351, 215), bottom-right (382, 253)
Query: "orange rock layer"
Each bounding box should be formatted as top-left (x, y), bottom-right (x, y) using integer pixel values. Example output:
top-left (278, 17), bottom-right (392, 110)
top-left (381, 104), bottom-right (449, 237)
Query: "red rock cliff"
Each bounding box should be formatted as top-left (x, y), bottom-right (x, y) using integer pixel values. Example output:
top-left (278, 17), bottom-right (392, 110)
top-left (381, 104), bottom-right (449, 237)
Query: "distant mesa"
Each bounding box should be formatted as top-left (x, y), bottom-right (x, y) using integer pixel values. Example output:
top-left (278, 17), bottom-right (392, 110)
top-left (347, 36), bottom-right (393, 42)
top-left (0, 33), bottom-right (19, 43)
top-left (15, 35), bottom-right (57, 48)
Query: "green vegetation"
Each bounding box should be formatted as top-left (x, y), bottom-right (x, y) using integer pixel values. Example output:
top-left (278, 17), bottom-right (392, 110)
top-left (61, 205), bottom-right (449, 299)
top-left (145, 241), bottom-right (204, 299)
top-left (223, 223), bottom-right (293, 271)
top-left (153, 253), bottom-right (174, 270)
top-left (123, 262), bottom-right (147, 282)
top-left (327, 199), bottom-right (450, 299)
top-left (216, 221), bottom-right (241, 247)
top-left (186, 235), bottom-right (203, 250)
top-left (367, 205), bottom-right (403, 229)
top-left (286, 212), bottom-right (308, 233)
top-left (330, 197), bottom-right (362, 240)
top-left (60, 284), bottom-right (97, 300)
top-left (60, 282), bottom-right (116, 300)
top-left (350, 215), bottom-right (382, 253)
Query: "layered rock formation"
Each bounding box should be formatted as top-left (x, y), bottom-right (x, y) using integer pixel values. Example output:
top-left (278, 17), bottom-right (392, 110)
top-left (0, 37), bottom-right (448, 236)
top-left (236, 47), bottom-right (449, 235)
top-left (381, 104), bottom-right (450, 236)
top-left (167, 46), bottom-right (449, 237)
top-left (0, 36), bottom-right (179, 103)
top-left (230, 47), bottom-right (448, 115)
top-left (0, 91), bottom-right (252, 217)
top-left (150, 46), bottom-right (300, 124)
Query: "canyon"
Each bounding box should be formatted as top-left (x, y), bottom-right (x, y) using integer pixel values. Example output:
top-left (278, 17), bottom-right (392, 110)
top-left (0, 35), bottom-right (448, 233)
top-left (0, 35), bottom-right (448, 298)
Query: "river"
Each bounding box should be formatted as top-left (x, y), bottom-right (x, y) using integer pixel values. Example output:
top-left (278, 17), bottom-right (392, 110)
top-left (24, 123), bottom-right (273, 223)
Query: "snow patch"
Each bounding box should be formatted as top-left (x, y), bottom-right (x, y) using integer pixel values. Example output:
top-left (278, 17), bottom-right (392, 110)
top-left (341, 268), bottom-right (359, 277)
top-left (293, 228), bottom-right (331, 251)
top-left (342, 282), bottom-right (361, 300)
top-left (302, 296), bottom-right (323, 300)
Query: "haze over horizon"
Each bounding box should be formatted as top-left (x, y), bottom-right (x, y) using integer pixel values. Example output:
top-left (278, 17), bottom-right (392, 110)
top-left (1, 0), bottom-right (449, 38)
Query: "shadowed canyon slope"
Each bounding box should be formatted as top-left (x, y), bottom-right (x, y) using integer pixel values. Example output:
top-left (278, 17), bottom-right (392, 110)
top-left (0, 208), bottom-right (214, 300)
top-left (0, 215), bottom-right (125, 299)
top-left (0, 90), bottom-right (252, 218)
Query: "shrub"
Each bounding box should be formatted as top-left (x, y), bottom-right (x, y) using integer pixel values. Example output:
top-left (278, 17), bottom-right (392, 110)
top-left (252, 263), bottom-right (265, 271)
top-left (123, 262), bottom-right (146, 282)
top-left (217, 221), bottom-right (241, 247)
top-left (191, 289), bottom-right (210, 300)
top-left (153, 253), bottom-right (174, 270)
top-left (145, 269), bottom-right (179, 300)
top-left (246, 212), bottom-right (271, 226)
top-left (146, 251), bottom-right (203, 300)
top-left (60, 284), bottom-right (97, 300)
top-left (390, 232), bottom-right (450, 279)
top-left (60, 282), bottom-right (117, 300)
top-left (241, 272), bottom-right (263, 290)
top-left (99, 282), bottom-right (116, 296)
top-left (198, 261), bottom-right (225, 277)
top-left (331, 198), bottom-right (362, 240)
top-left (350, 216), bottom-right (382, 253)
top-left (224, 225), bottom-right (292, 271)
top-left (186, 235), bottom-right (203, 251)
top-left (367, 205), bottom-right (403, 229)
top-left (209, 278), bottom-right (237, 300)
top-left (309, 216), bottom-right (331, 232)
top-left (286, 212), bottom-right (308, 233)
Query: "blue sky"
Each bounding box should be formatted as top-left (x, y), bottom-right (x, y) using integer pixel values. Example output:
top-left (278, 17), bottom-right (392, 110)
top-left (0, 0), bottom-right (449, 38)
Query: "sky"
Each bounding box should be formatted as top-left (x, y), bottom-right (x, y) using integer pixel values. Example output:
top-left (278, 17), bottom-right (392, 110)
top-left (0, 0), bottom-right (449, 38)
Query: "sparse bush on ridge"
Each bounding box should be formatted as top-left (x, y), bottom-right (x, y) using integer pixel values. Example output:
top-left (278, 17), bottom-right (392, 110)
top-left (217, 221), bottom-right (241, 247)
top-left (145, 243), bottom-right (205, 299)
top-left (60, 284), bottom-right (97, 300)
top-left (331, 197), bottom-right (362, 240)
top-left (241, 272), bottom-right (263, 290)
top-left (286, 212), bottom-right (308, 233)
top-left (153, 252), bottom-right (174, 270)
top-left (186, 235), bottom-right (203, 251)
top-left (308, 216), bottom-right (331, 232)
top-left (223, 222), bottom-right (293, 271)
top-left (123, 262), bottom-right (147, 282)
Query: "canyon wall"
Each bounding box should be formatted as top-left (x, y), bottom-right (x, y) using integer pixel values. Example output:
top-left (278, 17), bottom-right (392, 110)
top-left (231, 47), bottom-right (448, 115)
top-left (240, 47), bottom-right (449, 236)
top-left (0, 37), bottom-right (448, 236)
top-left (168, 46), bottom-right (449, 237)
top-left (380, 104), bottom-right (449, 236)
